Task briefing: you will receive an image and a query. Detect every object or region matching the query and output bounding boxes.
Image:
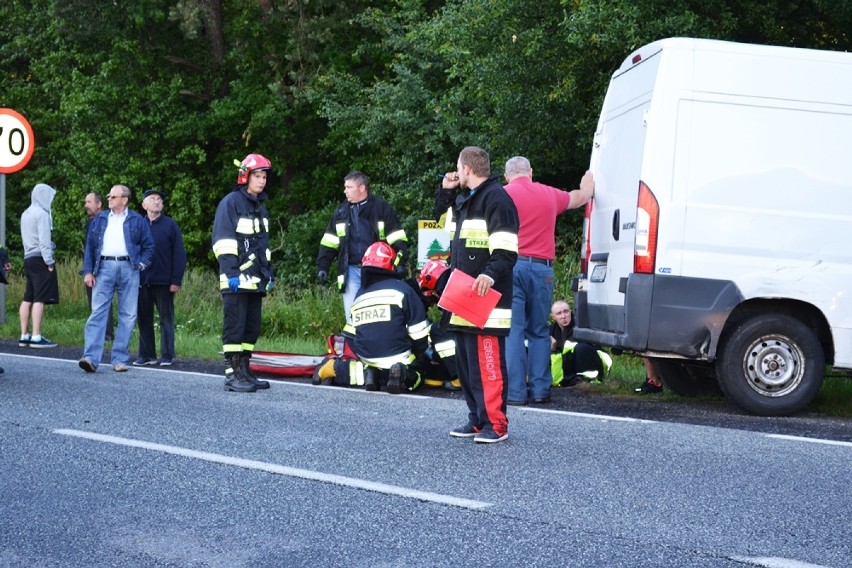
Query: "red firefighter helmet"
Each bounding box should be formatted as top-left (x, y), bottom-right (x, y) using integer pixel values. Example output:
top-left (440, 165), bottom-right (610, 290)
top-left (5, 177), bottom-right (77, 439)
top-left (417, 259), bottom-right (449, 297)
top-left (362, 241), bottom-right (397, 272)
top-left (236, 153), bottom-right (272, 185)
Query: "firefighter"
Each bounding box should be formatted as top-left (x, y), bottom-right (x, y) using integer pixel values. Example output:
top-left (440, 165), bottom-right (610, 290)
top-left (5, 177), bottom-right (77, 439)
top-left (549, 300), bottom-right (612, 386)
top-left (212, 153), bottom-right (275, 393)
top-left (316, 171), bottom-right (409, 324)
top-left (349, 241), bottom-right (429, 393)
top-left (414, 259), bottom-right (461, 391)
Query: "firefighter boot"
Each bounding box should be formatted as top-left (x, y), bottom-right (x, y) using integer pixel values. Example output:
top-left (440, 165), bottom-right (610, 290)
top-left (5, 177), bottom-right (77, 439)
top-left (224, 355), bottom-right (257, 393)
top-left (312, 357), bottom-right (337, 385)
top-left (386, 363), bottom-right (406, 394)
top-left (364, 366), bottom-right (378, 391)
top-left (240, 353), bottom-right (270, 390)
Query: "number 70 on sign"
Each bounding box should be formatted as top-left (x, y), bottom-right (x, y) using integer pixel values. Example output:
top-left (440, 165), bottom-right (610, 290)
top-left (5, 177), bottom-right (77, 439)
top-left (0, 108), bottom-right (35, 174)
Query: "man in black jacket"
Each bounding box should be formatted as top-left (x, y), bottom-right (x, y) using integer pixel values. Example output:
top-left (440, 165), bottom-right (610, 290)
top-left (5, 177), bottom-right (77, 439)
top-left (317, 171), bottom-right (408, 324)
top-left (134, 189), bottom-right (186, 367)
top-left (435, 146), bottom-right (519, 444)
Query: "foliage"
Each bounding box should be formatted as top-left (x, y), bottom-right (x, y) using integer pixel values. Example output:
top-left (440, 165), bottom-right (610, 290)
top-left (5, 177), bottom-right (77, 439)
top-left (4, 0), bottom-right (852, 286)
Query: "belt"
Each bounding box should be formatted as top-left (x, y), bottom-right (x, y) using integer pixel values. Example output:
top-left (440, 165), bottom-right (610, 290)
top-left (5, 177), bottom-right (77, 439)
top-left (517, 255), bottom-right (552, 267)
top-left (101, 256), bottom-right (130, 262)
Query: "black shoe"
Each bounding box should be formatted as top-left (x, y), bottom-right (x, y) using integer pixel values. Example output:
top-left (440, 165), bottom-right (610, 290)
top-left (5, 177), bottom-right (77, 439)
top-left (386, 363), bottom-right (405, 394)
top-left (240, 354), bottom-right (269, 389)
top-left (507, 399), bottom-right (528, 406)
top-left (364, 367), bottom-right (378, 391)
top-left (449, 423), bottom-right (481, 438)
top-left (531, 396), bottom-right (551, 404)
top-left (29, 337), bottom-right (58, 348)
top-left (636, 377), bottom-right (663, 394)
top-left (224, 376), bottom-right (257, 393)
top-left (78, 358), bottom-right (97, 373)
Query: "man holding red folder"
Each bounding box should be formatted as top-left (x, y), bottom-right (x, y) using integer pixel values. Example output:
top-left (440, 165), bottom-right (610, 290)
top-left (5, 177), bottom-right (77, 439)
top-left (435, 146), bottom-right (519, 444)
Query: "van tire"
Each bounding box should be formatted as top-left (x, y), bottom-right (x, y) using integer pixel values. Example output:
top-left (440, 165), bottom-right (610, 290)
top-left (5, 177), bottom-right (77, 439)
top-left (717, 314), bottom-right (824, 416)
top-left (652, 359), bottom-right (722, 397)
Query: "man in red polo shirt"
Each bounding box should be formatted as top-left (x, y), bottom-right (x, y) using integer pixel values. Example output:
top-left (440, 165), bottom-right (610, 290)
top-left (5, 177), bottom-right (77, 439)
top-left (503, 156), bottom-right (594, 404)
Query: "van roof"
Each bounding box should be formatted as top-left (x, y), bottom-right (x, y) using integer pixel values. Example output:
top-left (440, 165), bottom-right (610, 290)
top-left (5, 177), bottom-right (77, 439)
top-left (615, 37), bottom-right (852, 77)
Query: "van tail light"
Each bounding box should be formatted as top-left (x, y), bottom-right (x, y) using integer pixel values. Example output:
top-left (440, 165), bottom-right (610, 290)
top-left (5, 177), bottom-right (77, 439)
top-left (580, 199), bottom-right (593, 274)
top-left (633, 181), bottom-right (659, 274)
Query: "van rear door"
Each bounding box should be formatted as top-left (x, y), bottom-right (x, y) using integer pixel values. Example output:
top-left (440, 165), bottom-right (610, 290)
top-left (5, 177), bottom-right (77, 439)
top-left (577, 44), bottom-right (663, 348)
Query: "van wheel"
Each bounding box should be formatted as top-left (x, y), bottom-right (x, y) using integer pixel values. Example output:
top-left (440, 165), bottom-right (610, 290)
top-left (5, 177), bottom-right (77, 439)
top-left (717, 314), bottom-right (823, 416)
top-left (653, 359), bottom-right (722, 397)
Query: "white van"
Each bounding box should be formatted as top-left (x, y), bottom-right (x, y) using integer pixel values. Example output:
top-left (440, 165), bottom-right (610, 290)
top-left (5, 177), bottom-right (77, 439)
top-left (573, 37), bottom-right (852, 415)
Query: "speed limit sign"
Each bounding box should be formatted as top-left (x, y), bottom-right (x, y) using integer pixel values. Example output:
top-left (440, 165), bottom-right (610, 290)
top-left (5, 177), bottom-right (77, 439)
top-left (0, 108), bottom-right (35, 174)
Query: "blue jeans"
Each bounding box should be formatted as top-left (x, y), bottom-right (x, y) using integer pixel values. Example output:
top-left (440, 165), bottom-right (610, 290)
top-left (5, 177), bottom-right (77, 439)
top-left (341, 264), bottom-right (362, 324)
top-left (506, 260), bottom-right (554, 402)
top-left (82, 259), bottom-right (140, 367)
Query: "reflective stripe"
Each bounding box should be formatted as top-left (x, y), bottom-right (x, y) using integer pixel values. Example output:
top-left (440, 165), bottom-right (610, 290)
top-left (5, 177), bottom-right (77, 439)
top-left (335, 222), bottom-right (346, 237)
top-left (213, 238), bottom-right (238, 257)
top-left (408, 320), bottom-right (430, 341)
top-left (236, 217), bottom-right (258, 235)
top-left (445, 209), bottom-right (456, 233)
top-left (352, 289), bottom-right (405, 311)
top-left (337, 273), bottom-right (345, 290)
top-left (223, 344), bottom-right (242, 354)
top-left (599, 350), bottom-right (613, 375)
top-left (434, 339), bottom-right (455, 358)
top-left (449, 307), bottom-right (512, 329)
top-left (362, 352), bottom-right (411, 369)
top-left (320, 233), bottom-right (340, 248)
top-left (343, 322), bottom-right (355, 336)
top-left (219, 273), bottom-right (261, 291)
top-left (241, 342), bottom-right (255, 352)
top-left (350, 360), bottom-right (365, 386)
top-left (489, 231), bottom-right (518, 254)
top-left (377, 221), bottom-right (385, 240)
top-left (458, 219), bottom-right (488, 241)
top-left (239, 253), bottom-right (256, 271)
top-left (386, 229), bottom-right (407, 245)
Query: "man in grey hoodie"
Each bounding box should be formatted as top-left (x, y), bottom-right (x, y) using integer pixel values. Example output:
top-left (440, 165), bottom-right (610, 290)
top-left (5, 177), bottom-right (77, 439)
top-left (19, 183), bottom-right (59, 348)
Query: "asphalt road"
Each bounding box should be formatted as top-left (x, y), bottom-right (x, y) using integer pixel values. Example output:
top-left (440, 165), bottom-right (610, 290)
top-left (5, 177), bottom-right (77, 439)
top-left (1, 350), bottom-right (850, 567)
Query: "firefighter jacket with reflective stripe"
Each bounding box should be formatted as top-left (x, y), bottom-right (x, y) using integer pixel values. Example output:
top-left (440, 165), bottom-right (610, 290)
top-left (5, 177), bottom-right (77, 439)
top-left (350, 274), bottom-right (429, 369)
top-left (435, 175), bottom-right (519, 336)
top-left (317, 195), bottom-right (408, 293)
top-left (212, 186), bottom-right (273, 293)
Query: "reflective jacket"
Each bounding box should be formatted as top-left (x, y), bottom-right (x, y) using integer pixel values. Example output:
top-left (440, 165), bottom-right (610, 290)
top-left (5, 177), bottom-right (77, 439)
top-left (212, 186), bottom-right (272, 293)
top-left (350, 272), bottom-right (429, 369)
top-left (435, 175), bottom-right (519, 335)
top-left (317, 195), bottom-right (408, 292)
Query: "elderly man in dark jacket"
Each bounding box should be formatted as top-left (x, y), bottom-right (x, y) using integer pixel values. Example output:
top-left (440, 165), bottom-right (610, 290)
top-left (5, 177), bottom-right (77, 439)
top-left (134, 189), bottom-right (186, 367)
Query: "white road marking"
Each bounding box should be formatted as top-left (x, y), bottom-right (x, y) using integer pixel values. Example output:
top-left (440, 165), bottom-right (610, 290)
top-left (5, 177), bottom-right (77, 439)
top-left (518, 407), bottom-right (656, 423)
top-left (730, 555), bottom-right (831, 567)
top-left (53, 428), bottom-right (492, 510)
top-left (766, 434), bottom-right (852, 448)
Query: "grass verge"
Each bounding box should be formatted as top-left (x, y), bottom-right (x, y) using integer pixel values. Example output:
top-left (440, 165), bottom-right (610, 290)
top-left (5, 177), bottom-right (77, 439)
top-left (0, 260), bottom-right (849, 417)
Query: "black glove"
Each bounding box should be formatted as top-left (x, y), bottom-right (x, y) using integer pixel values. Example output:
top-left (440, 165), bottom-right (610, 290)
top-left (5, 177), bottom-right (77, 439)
top-left (317, 269), bottom-right (328, 285)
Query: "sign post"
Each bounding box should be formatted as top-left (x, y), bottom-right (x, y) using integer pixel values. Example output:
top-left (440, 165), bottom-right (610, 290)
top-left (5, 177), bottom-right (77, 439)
top-left (0, 108), bottom-right (37, 324)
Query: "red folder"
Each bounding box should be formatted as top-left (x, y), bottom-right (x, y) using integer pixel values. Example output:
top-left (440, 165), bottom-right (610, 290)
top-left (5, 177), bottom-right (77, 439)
top-left (438, 269), bottom-right (502, 329)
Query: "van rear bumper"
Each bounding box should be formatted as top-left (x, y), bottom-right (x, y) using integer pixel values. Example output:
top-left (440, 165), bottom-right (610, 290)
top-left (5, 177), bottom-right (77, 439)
top-left (572, 274), bottom-right (744, 360)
